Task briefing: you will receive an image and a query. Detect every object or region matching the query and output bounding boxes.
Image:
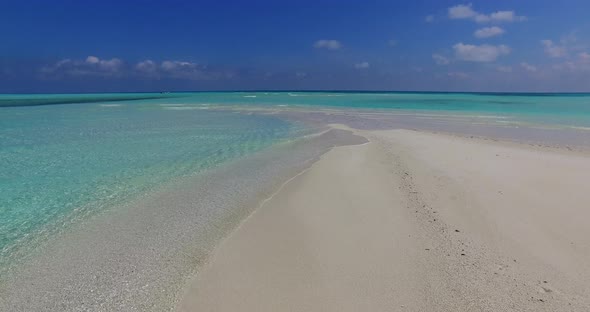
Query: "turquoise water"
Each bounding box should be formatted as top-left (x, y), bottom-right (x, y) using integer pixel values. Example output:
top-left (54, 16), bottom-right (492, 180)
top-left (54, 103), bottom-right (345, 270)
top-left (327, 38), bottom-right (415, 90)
top-left (0, 101), bottom-right (306, 271)
top-left (2, 91), bottom-right (590, 272)
top-left (4, 91), bottom-right (590, 127)
top-left (168, 91), bottom-right (590, 127)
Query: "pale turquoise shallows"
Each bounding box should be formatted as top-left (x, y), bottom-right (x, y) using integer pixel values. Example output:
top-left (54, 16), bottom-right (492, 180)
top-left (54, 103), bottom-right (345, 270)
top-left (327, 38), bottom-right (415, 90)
top-left (0, 102), bottom-right (305, 271)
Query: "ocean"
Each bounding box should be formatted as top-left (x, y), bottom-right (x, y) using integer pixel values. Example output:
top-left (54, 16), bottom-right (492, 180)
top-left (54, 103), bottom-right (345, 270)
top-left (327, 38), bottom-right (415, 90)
top-left (1, 91), bottom-right (590, 310)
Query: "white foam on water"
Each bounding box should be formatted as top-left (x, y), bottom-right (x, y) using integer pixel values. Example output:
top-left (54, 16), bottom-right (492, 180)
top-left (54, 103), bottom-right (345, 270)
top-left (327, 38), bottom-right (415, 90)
top-left (162, 106), bottom-right (202, 110)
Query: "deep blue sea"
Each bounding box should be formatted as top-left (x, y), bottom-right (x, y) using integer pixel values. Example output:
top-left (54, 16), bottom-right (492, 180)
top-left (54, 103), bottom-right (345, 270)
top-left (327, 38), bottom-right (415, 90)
top-left (2, 91), bottom-right (590, 273)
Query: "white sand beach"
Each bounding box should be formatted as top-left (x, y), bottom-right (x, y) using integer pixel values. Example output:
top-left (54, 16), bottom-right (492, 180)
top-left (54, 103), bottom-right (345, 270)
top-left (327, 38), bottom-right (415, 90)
top-left (179, 127), bottom-right (590, 311)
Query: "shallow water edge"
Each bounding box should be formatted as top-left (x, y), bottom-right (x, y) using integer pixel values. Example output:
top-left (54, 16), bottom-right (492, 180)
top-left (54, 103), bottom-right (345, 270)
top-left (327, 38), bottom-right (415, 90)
top-left (0, 128), bottom-right (367, 312)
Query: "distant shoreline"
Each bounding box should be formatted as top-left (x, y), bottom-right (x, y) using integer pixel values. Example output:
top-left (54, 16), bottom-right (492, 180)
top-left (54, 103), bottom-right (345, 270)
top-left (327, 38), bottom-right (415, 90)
top-left (3, 90), bottom-right (590, 96)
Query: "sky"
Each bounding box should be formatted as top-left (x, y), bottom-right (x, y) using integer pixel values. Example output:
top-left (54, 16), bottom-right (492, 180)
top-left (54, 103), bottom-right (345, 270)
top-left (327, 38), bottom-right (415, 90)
top-left (1, 0), bottom-right (590, 93)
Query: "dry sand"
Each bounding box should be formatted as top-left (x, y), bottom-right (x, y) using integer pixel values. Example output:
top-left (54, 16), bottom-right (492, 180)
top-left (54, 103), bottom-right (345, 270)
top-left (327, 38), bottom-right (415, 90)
top-left (178, 128), bottom-right (590, 311)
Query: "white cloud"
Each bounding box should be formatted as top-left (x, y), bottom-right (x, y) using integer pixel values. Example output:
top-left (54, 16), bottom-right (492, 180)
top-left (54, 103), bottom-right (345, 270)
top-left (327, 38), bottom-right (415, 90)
top-left (448, 4), bottom-right (525, 23)
top-left (161, 60), bottom-right (198, 71)
top-left (549, 50), bottom-right (590, 73)
top-left (41, 56), bottom-right (235, 81)
top-left (453, 43), bottom-right (510, 62)
top-left (40, 59), bottom-right (71, 74)
top-left (135, 60), bottom-right (159, 78)
top-left (520, 62), bottom-right (537, 72)
top-left (82, 56), bottom-right (122, 71)
top-left (135, 60), bottom-right (157, 73)
top-left (425, 15), bottom-right (434, 22)
top-left (448, 4), bottom-right (477, 19)
top-left (541, 40), bottom-right (567, 58)
top-left (40, 56), bottom-right (123, 78)
top-left (133, 59), bottom-right (233, 80)
top-left (160, 60), bottom-right (233, 80)
top-left (496, 65), bottom-right (513, 73)
top-left (98, 58), bottom-right (123, 72)
top-left (313, 39), bottom-right (342, 50)
top-left (432, 54), bottom-right (450, 65)
top-left (388, 39), bottom-right (397, 47)
top-left (54, 59), bottom-right (72, 68)
top-left (85, 56), bottom-right (100, 64)
top-left (354, 61), bottom-right (370, 69)
top-left (488, 11), bottom-right (526, 22)
top-left (474, 26), bottom-right (504, 38)
top-left (295, 72), bottom-right (307, 78)
top-left (552, 62), bottom-right (576, 71)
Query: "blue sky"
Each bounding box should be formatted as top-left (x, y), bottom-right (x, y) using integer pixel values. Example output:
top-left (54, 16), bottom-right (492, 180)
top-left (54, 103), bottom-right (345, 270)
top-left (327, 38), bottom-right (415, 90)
top-left (1, 0), bottom-right (590, 92)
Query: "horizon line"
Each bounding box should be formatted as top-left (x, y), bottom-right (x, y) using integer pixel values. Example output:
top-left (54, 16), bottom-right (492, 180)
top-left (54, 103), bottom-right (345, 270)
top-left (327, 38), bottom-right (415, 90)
top-left (3, 90), bottom-right (590, 96)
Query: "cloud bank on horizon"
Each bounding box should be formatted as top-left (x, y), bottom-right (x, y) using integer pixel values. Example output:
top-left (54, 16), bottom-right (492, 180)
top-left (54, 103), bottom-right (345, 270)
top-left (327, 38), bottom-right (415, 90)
top-left (1, 0), bottom-right (590, 92)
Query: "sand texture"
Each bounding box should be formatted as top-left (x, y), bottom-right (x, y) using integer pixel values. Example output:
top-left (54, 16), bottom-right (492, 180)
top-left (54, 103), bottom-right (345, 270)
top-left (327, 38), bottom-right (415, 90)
top-left (179, 128), bottom-right (590, 311)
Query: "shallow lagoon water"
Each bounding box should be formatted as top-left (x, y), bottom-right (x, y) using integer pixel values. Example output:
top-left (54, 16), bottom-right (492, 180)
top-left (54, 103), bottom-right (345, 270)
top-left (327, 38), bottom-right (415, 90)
top-left (0, 102), bottom-right (307, 273)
